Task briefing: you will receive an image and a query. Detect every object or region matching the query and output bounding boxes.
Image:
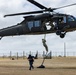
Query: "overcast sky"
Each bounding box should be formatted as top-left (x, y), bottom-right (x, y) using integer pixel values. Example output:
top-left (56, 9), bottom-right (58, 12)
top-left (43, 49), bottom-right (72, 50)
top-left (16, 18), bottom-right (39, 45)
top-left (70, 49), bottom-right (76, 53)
top-left (0, 0), bottom-right (76, 54)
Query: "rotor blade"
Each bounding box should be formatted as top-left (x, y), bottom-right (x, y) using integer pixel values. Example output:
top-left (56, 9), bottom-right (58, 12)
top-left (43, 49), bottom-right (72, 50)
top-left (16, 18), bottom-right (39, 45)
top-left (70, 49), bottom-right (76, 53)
top-left (4, 10), bottom-right (43, 17)
top-left (53, 3), bottom-right (76, 10)
top-left (27, 0), bottom-right (47, 9)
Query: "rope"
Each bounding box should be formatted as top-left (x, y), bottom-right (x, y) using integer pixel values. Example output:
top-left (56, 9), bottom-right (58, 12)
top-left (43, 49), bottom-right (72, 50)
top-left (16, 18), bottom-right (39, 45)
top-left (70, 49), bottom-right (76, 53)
top-left (37, 34), bottom-right (49, 68)
top-left (44, 34), bottom-right (46, 40)
top-left (41, 34), bottom-right (48, 66)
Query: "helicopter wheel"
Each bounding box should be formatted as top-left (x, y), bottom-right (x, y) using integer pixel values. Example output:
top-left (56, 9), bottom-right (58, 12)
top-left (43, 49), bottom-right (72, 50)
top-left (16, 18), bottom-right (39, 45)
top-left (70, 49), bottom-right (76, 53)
top-left (60, 33), bottom-right (65, 38)
top-left (56, 30), bottom-right (61, 35)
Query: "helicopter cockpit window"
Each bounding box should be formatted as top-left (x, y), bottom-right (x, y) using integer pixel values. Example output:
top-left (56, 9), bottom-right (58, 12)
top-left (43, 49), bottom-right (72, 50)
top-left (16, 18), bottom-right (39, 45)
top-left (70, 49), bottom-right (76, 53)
top-left (27, 21), bottom-right (33, 31)
top-left (68, 16), bottom-right (75, 22)
top-left (34, 20), bottom-right (40, 27)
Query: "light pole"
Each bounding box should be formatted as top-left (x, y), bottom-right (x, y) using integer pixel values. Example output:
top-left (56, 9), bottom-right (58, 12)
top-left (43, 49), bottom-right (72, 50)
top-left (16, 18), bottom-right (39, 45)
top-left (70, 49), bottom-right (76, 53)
top-left (64, 42), bottom-right (66, 57)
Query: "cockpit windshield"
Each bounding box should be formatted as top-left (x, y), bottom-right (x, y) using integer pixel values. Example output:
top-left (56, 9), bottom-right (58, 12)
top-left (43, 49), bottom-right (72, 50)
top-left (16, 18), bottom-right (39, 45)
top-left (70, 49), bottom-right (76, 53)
top-left (67, 16), bottom-right (76, 22)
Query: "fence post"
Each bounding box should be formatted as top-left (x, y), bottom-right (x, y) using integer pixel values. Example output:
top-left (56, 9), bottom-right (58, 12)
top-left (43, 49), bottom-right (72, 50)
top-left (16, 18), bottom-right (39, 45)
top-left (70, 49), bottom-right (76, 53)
top-left (34, 51), bottom-right (38, 59)
top-left (50, 51), bottom-right (52, 59)
top-left (23, 51), bottom-right (25, 59)
top-left (10, 51), bottom-right (12, 60)
top-left (3, 54), bottom-right (4, 59)
top-left (29, 51), bottom-right (31, 55)
top-left (17, 52), bottom-right (18, 60)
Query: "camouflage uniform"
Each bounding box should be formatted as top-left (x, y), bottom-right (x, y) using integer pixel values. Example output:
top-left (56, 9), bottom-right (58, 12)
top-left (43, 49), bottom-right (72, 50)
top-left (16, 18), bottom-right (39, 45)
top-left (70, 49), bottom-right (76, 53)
top-left (42, 39), bottom-right (48, 52)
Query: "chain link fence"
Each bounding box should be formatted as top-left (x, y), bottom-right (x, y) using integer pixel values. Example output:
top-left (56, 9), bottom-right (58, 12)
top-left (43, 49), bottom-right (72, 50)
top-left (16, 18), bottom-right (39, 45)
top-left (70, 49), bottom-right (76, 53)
top-left (0, 51), bottom-right (76, 59)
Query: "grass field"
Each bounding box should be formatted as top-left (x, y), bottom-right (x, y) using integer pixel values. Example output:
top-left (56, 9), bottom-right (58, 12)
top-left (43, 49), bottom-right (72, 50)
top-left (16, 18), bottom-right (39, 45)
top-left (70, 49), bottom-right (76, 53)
top-left (0, 57), bottom-right (76, 75)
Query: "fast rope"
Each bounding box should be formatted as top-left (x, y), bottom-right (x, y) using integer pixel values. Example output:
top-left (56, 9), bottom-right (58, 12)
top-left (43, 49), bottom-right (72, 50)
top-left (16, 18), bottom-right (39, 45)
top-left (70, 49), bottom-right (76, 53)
top-left (37, 34), bottom-right (48, 68)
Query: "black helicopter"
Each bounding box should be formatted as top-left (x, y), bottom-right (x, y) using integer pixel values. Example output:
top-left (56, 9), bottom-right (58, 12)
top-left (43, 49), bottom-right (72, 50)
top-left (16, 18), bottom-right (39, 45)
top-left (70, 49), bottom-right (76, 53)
top-left (0, 0), bottom-right (76, 39)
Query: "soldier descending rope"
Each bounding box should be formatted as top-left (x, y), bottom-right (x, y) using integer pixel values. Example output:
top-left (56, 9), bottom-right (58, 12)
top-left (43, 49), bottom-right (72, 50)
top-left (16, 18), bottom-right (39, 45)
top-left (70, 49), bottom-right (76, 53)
top-left (42, 34), bottom-right (48, 52)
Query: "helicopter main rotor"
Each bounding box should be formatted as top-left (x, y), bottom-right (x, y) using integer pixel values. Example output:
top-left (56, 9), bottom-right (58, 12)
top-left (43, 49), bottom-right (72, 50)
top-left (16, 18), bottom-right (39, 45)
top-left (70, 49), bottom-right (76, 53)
top-left (4, 0), bottom-right (76, 17)
top-left (27, 0), bottom-right (48, 9)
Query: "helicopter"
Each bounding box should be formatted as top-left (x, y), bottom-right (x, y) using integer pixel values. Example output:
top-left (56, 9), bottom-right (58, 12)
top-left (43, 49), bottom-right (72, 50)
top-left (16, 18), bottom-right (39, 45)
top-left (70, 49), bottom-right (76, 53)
top-left (0, 0), bottom-right (76, 39)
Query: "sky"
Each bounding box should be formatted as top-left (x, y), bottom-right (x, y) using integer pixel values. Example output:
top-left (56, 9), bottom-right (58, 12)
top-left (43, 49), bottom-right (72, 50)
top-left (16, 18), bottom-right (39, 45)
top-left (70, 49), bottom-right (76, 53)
top-left (0, 0), bottom-right (76, 54)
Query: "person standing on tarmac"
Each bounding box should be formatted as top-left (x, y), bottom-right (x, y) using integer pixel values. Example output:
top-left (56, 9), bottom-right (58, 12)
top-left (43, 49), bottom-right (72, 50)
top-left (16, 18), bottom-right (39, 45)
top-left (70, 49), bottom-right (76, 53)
top-left (28, 54), bottom-right (34, 70)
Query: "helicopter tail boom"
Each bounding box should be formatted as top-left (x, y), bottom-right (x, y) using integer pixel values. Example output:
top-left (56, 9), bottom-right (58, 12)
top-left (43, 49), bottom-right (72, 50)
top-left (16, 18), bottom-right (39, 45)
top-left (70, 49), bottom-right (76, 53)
top-left (0, 24), bottom-right (24, 37)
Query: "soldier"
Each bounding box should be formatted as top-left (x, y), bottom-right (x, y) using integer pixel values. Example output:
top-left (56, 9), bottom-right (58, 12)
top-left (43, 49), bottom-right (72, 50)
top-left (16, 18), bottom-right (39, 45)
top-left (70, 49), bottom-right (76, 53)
top-left (42, 39), bottom-right (48, 52)
top-left (28, 54), bottom-right (34, 70)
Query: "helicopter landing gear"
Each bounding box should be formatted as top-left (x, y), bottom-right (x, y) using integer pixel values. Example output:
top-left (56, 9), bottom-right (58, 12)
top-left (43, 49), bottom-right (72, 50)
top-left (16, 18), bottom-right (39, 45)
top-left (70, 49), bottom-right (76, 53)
top-left (56, 30), bottom-right (66, 38)
top-left (60, 33), bottom-right (65, 38)
top-left (56, 30), bottom-right (61, 35)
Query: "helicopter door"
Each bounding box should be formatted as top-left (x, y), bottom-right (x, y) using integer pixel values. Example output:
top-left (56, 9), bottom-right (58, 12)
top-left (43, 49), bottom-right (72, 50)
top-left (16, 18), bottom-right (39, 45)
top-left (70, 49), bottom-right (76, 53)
top-left (57, 16), bottom-right (67, 29)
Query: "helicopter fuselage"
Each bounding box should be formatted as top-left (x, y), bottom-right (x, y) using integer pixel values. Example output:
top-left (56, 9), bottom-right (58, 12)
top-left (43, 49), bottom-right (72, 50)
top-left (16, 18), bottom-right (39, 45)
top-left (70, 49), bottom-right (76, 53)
top-left (0, 13), bottom-right (76, 39)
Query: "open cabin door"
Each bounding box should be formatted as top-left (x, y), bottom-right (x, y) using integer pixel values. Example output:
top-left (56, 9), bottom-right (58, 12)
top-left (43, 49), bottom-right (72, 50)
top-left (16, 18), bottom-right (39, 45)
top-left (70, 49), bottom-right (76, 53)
top-left (57, 16), bottom-right (67, 30)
